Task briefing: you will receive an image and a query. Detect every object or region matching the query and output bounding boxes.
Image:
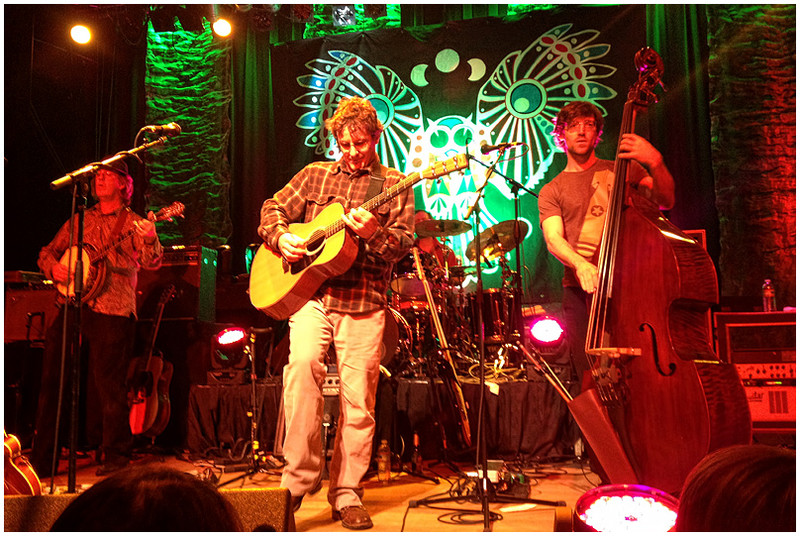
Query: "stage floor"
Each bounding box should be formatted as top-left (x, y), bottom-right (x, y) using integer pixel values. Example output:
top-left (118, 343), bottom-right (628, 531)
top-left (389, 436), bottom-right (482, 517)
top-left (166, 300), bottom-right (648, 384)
top-left (33, 450), bottom-right (599, 532)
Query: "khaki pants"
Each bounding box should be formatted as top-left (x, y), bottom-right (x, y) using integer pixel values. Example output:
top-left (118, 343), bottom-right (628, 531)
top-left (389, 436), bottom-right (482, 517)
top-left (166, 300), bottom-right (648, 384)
top-left (280, 299), bottom-right (384, 510)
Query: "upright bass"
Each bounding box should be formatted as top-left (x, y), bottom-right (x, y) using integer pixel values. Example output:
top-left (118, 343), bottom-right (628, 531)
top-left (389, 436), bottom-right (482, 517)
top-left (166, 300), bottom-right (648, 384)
top-left (582, 47), bottom-right (751, 494)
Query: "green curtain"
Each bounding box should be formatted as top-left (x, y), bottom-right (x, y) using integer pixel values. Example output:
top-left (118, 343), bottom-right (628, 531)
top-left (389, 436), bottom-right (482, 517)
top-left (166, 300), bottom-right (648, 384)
top-left (647, 5), bottom-right (719, 263)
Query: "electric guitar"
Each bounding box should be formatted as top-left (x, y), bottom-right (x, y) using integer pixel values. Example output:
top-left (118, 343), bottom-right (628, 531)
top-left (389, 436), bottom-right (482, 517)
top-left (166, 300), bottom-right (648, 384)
top-left (4, 431), bottom-right (42, 496)
top-left (249, 155), bottom-right (469, 319)
top-left (56, 201), bottom-right (184, 303)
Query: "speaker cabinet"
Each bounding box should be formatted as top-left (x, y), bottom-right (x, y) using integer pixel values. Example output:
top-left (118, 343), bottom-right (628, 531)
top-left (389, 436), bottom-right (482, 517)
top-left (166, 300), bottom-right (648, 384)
top-left (4, 287), bottom-right (58, 343)
top-left (4, 487), bottom-right (294, 532)
top-left (219, 487), bottom-right (295, 531)
top-left (137, 246), bottom-right (217, 322)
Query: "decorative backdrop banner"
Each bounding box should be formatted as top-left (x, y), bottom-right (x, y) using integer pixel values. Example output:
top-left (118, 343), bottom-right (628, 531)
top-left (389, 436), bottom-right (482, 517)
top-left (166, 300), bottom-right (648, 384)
top-left (270, 5), bottom-right (646, 300)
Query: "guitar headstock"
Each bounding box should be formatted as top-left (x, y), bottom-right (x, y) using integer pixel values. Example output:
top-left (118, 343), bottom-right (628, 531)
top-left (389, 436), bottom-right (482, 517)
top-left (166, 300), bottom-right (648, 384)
top-left (153, 202), bottom-right (186, 223)
top-left (420, 154), bottom-right (469, 180)
top-left (157, 283), bottom-right (176, 306)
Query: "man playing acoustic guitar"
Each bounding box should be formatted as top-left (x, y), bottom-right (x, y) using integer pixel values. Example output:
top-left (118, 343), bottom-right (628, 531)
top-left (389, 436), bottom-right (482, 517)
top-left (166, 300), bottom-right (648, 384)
top-left (258, 97), bottom-right (415, 530)
top-left (32, 159), bottom-right (163, 478)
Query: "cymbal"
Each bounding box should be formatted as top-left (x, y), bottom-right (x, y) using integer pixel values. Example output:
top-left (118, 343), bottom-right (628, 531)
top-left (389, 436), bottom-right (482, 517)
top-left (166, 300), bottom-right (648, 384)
top-left (466, 220), bottom-right (528, 261)
top-left (415, 219), bottom-right (471, 238)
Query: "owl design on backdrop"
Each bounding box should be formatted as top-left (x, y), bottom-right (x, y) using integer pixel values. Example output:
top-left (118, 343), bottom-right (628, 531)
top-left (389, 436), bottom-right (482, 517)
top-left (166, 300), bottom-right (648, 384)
top-left (294, 23), bottom-right (618, 282)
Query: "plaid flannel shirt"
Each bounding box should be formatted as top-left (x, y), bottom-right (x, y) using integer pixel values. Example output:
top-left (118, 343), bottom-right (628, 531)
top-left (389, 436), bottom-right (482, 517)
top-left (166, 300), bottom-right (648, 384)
top-left (258, 159), bottom-right (415, 314)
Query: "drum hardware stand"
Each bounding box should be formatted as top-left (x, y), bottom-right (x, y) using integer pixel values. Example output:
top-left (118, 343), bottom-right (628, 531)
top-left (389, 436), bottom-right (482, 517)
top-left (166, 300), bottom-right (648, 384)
top-left (217, 327), bottom-right (279, 487)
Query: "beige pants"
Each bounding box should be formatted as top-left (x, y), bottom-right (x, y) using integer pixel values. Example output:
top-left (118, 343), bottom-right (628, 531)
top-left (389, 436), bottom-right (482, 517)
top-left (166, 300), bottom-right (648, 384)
top-left (280, 298), bottom-right (384, 510)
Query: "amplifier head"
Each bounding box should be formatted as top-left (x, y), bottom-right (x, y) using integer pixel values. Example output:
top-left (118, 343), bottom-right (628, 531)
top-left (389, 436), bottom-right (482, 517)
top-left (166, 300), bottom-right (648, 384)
top-left (715, 311), bottom-right (796, 365)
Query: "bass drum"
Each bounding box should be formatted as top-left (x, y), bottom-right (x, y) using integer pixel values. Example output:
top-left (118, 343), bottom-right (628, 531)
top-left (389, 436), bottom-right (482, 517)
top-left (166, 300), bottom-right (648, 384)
top-left (380, 306), bottom-right (413, 372)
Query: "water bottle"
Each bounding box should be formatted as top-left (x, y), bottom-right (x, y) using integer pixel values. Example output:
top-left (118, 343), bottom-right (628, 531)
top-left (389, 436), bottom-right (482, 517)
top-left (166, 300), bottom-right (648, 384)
top-left (377, 439), bottom-right (391, 484)
top-left (410, 432), bottom-right (423, 473)
top-left (762, 279), bottom-right (777, 312)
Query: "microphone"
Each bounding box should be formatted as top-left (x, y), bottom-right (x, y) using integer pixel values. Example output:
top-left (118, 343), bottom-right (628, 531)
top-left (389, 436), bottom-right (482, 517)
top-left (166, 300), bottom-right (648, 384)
top-left (479, 140), bottom-right (526, 154)
top-left (143, 122), bottom-right (182, 136)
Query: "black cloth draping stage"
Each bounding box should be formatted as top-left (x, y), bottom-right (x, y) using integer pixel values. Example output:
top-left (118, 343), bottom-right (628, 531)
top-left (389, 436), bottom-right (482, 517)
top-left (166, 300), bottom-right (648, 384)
top-left (186, 373), bottom-right (575, 462)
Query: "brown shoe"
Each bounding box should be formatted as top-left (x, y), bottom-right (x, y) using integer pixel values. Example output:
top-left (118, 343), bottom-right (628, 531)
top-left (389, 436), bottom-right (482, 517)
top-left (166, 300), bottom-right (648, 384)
top-left (332, 505), bottom-right (373, 530)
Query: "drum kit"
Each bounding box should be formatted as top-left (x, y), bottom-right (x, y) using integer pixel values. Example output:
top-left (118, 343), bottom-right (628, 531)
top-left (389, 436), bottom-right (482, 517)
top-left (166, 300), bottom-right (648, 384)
top-left (382, 217), bottom-right (529, 377)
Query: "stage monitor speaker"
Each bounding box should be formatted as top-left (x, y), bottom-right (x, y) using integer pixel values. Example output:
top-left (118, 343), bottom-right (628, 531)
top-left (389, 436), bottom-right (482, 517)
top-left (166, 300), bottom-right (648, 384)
top-left (137, 245), bottom-right (217, 322)
top-left (4, 488), bottom-right (294, 532)
top-left (220, 487), bottom-right (295, 531)
top-left (4, 493), bottom-right (76, 532)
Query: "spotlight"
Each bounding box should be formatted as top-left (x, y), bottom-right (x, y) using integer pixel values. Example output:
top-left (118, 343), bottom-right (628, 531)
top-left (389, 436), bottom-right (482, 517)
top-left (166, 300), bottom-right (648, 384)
top-left (529, 316), bottom-right (564, 344)
top-left (209, 326), bottom-right (249, 384)
top-left (574, 484), bottom-right (679, 532)
top-left (332, 5), bottom-right (356, 27)
top-left (212, 17), bottom-right (232, 37)
top-left (70, 24), bottom-right (92, 45)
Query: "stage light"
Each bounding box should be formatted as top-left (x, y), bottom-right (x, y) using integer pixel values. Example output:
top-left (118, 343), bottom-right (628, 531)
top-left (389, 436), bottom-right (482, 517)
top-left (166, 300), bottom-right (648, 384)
top-left (212, 17), bottom-right (232, 37)
top-left (574, 484), bottom-right (679, 532)
top-left (210, 326), bottom-right (249, 385)
top-left (70, 24), bottom-right (92, 45)
top-left (332, 5), bottom-right (356, 27)
top-left (529, 316), bottom-right (564, 345)
top-left (217, 327), bottom-right (246, 347)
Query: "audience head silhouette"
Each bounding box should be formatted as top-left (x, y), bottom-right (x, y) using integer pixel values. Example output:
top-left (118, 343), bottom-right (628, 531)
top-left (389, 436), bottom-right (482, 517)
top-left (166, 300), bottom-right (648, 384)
top-left (50, 465), bottom-right (243, 531)
top-left (676, 444), bottom-right (795, 532)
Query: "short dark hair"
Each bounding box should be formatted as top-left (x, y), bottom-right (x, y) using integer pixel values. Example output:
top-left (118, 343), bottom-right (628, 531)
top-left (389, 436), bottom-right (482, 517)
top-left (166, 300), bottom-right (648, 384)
top-left (50, 465), bottom-right (243, 531)
top-left (676, 445), bottom-right (795, 532)
top-left (552, 101), bottom-right (604, 150)
top-left (324, 96), bottom-right (383, 141)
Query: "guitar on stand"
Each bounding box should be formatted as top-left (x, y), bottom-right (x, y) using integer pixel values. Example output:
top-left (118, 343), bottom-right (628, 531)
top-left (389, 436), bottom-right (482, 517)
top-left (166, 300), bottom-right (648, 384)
top-left (127, 284), bottom-right (175, 438)
top-left (411, 247), bottom-right (472, 449)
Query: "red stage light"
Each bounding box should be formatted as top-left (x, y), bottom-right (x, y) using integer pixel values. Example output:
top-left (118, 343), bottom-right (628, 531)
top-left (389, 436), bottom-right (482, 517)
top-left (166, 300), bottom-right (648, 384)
top-left (528, 316), bottom-right (564, 344)
top-left (217, 327), bottom-right (246, 346)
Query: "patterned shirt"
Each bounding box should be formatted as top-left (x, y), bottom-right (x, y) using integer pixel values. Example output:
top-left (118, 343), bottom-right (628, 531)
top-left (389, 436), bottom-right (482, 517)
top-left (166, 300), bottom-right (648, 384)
top-left (38, 205), bottom-right (163, 319)
top-left (258, 159), bottom-right (415, 314)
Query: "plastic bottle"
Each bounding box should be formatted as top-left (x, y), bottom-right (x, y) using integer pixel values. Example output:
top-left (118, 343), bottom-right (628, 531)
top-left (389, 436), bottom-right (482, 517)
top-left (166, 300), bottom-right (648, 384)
top-left (410, 432), bottom-right (423, 473)
top-left (762, 279), bottom-right (777, 312)
top-left (377, 439), bottom-right (391, 484)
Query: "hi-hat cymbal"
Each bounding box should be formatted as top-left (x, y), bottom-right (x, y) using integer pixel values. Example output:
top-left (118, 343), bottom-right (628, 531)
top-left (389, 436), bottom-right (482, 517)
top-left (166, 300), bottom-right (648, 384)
top-left (415, 219), bottom-right (471, 238)
top-left (466, 220), bottom-right (528, 261)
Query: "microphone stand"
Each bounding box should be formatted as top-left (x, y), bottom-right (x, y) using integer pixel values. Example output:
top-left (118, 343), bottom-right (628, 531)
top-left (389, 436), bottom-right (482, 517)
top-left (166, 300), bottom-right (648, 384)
top-left (48, 132), bottom-right (174, 493)
top-left (411, 151), bottom-right (565, 528)
top-left (466, 158), bottom-right (538, 360)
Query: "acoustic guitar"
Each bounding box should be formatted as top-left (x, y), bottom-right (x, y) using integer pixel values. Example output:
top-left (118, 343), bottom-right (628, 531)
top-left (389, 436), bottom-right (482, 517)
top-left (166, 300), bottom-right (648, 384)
top-left (4, 431), bottom-right (42, 496)
top-left (249, 155), bottom-right (469, 319)
top-left (127, 284), bottom-right (175, 437)
top-left (56, 201), bottom-right (184, 303)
